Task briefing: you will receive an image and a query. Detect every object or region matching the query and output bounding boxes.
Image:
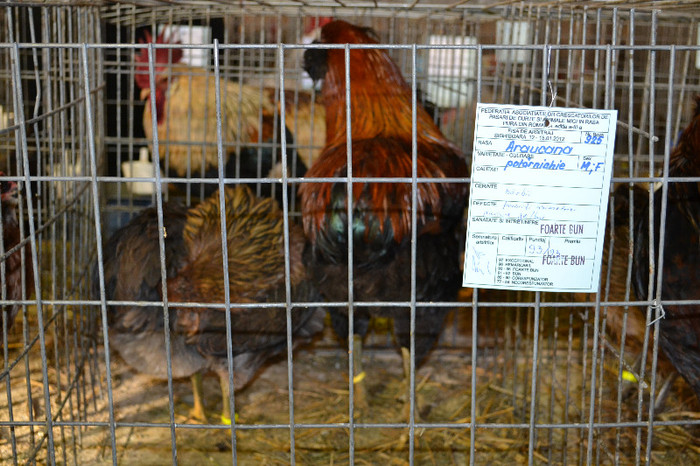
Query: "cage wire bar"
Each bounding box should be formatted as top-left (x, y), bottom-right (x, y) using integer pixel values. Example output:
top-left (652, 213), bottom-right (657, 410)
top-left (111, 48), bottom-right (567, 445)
top-left (1, 3), bottom-right (105, 466)
top-left (1, 1), bottom-right (700, 464)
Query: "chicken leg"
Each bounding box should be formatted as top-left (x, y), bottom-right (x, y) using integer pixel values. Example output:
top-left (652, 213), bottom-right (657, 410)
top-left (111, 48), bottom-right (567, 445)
top-left (352, 334), bottom-right (368, 411)
top-left (219, 374), bottom-right (233, 424)
top-left (189, 373), bottom-right (207, 423)
top-left (400, 346), bottom-right (421, 423)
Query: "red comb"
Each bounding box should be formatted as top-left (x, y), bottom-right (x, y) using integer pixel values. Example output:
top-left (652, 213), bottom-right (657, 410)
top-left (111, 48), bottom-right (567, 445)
top-left (305, 16), bottom-right (333, 36)
top-left (135, 28), bottom-right (184, 89)
top-left (136, 28), bottom-right (184, 65)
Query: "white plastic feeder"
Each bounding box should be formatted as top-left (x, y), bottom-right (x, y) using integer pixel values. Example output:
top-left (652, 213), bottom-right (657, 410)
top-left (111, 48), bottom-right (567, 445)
top-left (121, 147), bottom-right (158, 195)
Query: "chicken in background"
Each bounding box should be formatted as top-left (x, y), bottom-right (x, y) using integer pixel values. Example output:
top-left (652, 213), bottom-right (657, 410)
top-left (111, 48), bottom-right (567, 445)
top-left (269, 88), bottom-right (326, 170)
top-left (300, 20), bottom-right (469, 410)
top-left (235, 120), bottom-right (306, 209)
top-left (257, 18), bottom-right (332, 172)
top-left (94, 185), bottom-right (324, 423)
top-left (0, 173), bottom-right (33, 341)
top-left (632, 96), bottom-right (700, 408)
top-left (134, 30), bottom-right (306, 205)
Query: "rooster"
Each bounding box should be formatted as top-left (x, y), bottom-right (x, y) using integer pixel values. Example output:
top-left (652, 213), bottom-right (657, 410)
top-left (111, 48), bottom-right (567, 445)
top-left (135, 30), bottom-right (306, 204)
top-left (0, 173), bottom-right (33, 340)
top-left (95, 185), bottom-right (324, 423)
top-left (299, 20), bottom-right (469, 409)
top-left (632, 97), bottom-right (700, 407)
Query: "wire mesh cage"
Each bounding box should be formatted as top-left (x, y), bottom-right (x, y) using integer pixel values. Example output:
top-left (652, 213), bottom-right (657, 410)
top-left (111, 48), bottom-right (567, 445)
top-left (2, 1), bottom-right (700, 464)
top-left (1, 4), bottom-right (104, 465)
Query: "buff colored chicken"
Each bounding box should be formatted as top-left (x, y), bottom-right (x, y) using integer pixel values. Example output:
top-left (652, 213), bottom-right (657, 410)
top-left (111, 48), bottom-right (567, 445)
top-left (135, 30), bottom-right (303, 191)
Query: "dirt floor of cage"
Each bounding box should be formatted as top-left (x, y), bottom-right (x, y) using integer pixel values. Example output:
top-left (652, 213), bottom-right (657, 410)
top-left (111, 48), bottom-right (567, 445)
top-left (2, 279), bottom-right (700, 464)
top-left (2, 320), bottom-right (700, 465)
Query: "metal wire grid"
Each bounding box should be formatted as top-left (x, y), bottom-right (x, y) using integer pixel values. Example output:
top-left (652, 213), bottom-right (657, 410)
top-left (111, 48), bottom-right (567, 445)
top-left (1, 2), bottom-right (700, 465)
top-left (98, 5), bottom-right (700, 212)
top-left (0, 5), bottom-right (105, 466)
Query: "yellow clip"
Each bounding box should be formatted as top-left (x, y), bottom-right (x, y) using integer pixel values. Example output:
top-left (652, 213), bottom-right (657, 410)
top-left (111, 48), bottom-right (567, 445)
top-left (353, 371), bottom-right (366, 384)
top-left (622, 370), bottom-right (638, 383)
top-left (221, 413), bottom-right (239, 425)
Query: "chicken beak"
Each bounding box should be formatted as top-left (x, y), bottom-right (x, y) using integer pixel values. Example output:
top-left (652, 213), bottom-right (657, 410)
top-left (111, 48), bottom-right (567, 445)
top-left (140, 88), bottom-right (151, 101)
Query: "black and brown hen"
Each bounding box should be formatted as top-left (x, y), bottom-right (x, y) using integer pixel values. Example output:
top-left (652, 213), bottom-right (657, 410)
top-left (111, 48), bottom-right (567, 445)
top-left (299, 20), bottom-right (469, 409)
top-left (632, 97), bottom-right (700, 406)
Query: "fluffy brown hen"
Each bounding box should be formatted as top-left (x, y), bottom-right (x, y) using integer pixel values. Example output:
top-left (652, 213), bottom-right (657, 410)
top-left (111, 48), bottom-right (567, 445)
top-left (95, 185), bottom-right (323, 422)
top-left (299, 20), bottom-right (469, 408)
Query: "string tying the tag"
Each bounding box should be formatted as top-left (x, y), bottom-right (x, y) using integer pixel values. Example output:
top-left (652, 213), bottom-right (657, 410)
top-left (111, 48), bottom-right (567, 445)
top-left (543, 46), bottom-right (557, 127)
top-left (647, 299), bottom-right (666, 326)
top-left (547, 80), bottom-right (557, 109)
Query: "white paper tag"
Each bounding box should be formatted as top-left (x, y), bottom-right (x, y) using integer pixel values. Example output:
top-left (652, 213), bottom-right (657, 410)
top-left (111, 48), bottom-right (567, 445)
top-left (462, 103), bottom-right (618, 292)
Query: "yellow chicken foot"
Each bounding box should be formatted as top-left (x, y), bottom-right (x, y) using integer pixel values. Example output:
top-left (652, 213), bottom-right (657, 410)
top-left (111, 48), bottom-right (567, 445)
top-left (352, 334), bottom-right (368, 412)
top-left (219, 373), bottom-right (235, 425)
top-left (402, 347), bottom-right (411, 380)
top-left (400, 346), bottom-right (421, 423)
top-left (189, 373), bottom-right (207, 423)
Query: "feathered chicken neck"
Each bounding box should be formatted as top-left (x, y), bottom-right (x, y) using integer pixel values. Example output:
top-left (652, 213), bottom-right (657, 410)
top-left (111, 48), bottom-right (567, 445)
top-left (319, 21), bottom-right (448, 147)
top-left (139, 63), bottom-right (210, 124)
top-left (301, 20), bottom-right (468, 245)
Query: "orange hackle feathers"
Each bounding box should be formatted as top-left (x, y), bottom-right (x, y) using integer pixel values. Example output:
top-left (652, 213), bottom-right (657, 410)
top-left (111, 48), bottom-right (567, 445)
top-left (299, 19), bottom-right (468, 244)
